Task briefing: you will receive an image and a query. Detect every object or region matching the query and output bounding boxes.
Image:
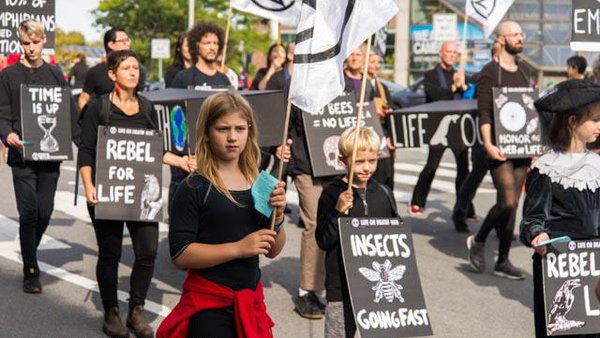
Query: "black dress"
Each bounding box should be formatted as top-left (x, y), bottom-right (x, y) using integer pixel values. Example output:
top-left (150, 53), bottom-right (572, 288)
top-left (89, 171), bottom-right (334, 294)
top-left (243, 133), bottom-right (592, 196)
top-left (520, 151), bottom-right (600, 338)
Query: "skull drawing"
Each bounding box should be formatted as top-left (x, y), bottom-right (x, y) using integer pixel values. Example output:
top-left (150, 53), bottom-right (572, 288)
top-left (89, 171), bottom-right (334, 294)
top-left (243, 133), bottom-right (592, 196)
top-left (323, 135), bottom-right (345, 170)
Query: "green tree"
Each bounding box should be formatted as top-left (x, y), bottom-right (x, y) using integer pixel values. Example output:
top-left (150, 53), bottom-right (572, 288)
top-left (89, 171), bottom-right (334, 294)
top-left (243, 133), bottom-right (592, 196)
top-left (92, 0), bottom-right (273, 81)
top-left (55, 28), bottom-right (87, 73)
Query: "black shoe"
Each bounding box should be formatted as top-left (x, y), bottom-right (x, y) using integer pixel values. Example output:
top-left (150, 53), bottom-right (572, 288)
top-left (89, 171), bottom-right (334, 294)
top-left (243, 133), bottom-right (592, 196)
top-left (103, 307), bottom-right (130, 338)
top-left (494, 260), bottom-right (525, 280)
top-left (452, 213), bottom-right (469, 233)
top-left (307, 292), bottom-right (326, 314)
top-left (293, 293), bottom-right (323, 319)
top-left (127, 305), bottom-right (154, 338)
top-left (22, 276), bottom-right (42, 294)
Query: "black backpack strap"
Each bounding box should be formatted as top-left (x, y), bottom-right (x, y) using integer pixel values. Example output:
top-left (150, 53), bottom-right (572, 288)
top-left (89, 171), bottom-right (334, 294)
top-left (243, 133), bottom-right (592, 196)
top-left (378, 182), bottom-right (401, 221)
top-left (99, 94), bottom-right (112, 126)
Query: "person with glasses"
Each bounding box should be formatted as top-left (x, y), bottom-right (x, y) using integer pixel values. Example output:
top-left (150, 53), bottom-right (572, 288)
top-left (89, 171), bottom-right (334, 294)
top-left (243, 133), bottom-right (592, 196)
top-left (467, 21), bottom-right (534, 280)
top-left (78, 28), bottom-right (147, 110)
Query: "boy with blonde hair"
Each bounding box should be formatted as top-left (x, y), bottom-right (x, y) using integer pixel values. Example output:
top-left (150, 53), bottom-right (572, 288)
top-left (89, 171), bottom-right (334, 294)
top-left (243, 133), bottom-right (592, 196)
top-left (315, 127), bottom-right (399, 337)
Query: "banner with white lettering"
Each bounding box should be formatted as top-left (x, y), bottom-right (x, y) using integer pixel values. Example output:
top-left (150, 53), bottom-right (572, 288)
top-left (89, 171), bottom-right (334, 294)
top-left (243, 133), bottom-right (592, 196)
top-left (20, 84), bottom-right (72, 161)
top-left (95, 127), bottom-right (163, 222)
top-left (339, 217), bottom-right (433, 338)
top-left (492, 87), bottom-right (543, 158)
top-left (303, 92), bottom-right (391, 177)
top-left (571, 0), bottom-right (600, 51)
top-left (153, 100), bottom-right (189, 155)
top-left (542, 240), bottom-right (600, 336)
top-left (0, 0), bottom-right (56, 54)
top-left (388, 100), bottom-right (480, 149)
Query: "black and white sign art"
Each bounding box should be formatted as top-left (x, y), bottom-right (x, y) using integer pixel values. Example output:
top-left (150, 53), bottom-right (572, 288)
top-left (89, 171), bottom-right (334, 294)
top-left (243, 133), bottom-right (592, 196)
top-left (303, 92), bottom-right (390, 178)
top-left (20, 85), bottom-right (72, 161)
top-left (388, 100), bottom-right (480, 149)
top-left (153, 100), bottom-right (188, 154)
top-left (95, 127), bottom-right (163, 222)
top-left (0, 0), bottom-right (56, 54)
top-left (571, 0), bottom-right (600, 51)
top-left (339, 217), bottom-right (433, 338)
top-left (492, 87), bottom-right (543, 158)
top-left (542, 240), bottom-right (600, 336)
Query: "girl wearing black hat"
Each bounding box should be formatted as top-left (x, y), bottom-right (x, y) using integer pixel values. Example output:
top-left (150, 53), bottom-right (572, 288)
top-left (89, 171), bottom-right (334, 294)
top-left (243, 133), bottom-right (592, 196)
top-left (520, 79), bottom-right (600, 338)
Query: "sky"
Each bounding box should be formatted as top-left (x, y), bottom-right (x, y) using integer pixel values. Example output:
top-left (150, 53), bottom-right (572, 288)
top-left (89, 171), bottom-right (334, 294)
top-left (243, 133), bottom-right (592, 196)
top-left (56, 0), bottom-right (101, 43)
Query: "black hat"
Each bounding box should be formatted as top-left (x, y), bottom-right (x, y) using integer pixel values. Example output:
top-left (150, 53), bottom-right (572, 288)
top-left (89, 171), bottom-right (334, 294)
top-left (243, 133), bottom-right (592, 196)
top-left (534, 79), bottom-right (600, 114)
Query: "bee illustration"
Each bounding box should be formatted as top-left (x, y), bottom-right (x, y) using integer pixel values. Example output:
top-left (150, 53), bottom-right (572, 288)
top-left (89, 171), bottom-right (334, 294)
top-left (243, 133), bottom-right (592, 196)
top-left (358, 260), bottom-right (406, 303)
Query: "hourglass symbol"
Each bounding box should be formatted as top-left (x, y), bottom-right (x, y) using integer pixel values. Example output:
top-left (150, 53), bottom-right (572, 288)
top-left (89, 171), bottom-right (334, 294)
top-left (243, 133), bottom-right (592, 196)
top-left (38, 115), bottom-right (59, 153)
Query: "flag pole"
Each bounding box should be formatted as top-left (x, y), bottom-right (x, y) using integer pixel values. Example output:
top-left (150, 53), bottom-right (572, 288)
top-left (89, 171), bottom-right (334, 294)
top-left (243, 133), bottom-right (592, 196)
top-left (221, 6), bottom-right (233, 73)
top-left (459, 9), bottom-right (469, 68)
top-left (277, 23), bottom-right (282, 46)
top-left (270, 100), bottom-right (293, 231)
top-left (347, 35), bottom-right (373, 191)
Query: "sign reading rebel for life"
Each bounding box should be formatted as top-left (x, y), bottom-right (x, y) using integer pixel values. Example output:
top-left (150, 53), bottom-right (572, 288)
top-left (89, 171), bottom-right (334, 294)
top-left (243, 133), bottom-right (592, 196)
top-left (493, 87), bottom-right (543, 158)
top-left (302, 92), bottom-right (390, 178)
top-left (153, 100), bottom-right (188, 155)
top-left (20, 84), bottom-right (72, 161)
top-left (0, 0), bottom-right (56, 54)
top-left (338, 217), bottom-right (433, 338)
top-left (542, 240), bottom-right (600, 336)
top-left (95, 127), bottom-right (163, 222)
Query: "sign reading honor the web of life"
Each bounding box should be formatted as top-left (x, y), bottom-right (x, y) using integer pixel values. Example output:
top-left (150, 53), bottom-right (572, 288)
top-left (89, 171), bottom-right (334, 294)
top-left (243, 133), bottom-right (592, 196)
top-left (153, 100), bottom-right (189, 154)
top-left (542, 240), bottom-right (600, 336)
top-left (571, 0), bottom-right (600, 51)
top-left (95, 127), bottom-right (163, 222)
top-left (492, 87), bottom-right (543, 158)
top-left (338, 217), bottom-right (433, 338)
top-left (20, 84), bottom-right (72, 161)
top-left (0, 0), bottom-right (56, 54)
top-left (388, 99), bottom-right (481, 149)
top-left (303, 92), bottom-right (391, 178)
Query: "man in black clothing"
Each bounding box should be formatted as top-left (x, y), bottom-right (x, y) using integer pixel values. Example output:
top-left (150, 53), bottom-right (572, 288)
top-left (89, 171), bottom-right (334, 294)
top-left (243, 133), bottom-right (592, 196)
top-left (69, 53), bottom-right (88, 89)
top-left (170, 21), bottom-right (231, 89)
top-left (78, 27), bottom-right (146, 110)
top-left (0, 19), bottom-right (76, 294)
top-left (409, 40), bottom-right (473, 227)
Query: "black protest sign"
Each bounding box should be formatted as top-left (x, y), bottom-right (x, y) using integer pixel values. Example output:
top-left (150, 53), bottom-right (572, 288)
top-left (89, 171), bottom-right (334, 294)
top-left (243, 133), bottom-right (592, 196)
top-left (303, 92), bottom-right (391, 178)
top-left (571, 0), bottom-right (600, 51)
top-left (153, 101), bottom-right (189, 155)
top-left (388, 99), bottom-right (480, 149)
top-left (0, 0), bottom-right (56, 54)
top-left (20, 84), bottom-right (72, 161)
top-left (492, 87), bottom-right (543, 158)
top-left (542, 240), bottom-right (600, 336)
top-left (339, 217), bottom-right (433, 338)
top-left (95, 127), bottom-right (163, 222)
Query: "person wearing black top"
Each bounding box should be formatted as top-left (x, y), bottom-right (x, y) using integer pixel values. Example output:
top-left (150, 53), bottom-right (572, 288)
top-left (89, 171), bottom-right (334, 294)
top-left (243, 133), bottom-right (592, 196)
top-left (170, 21), bottom-right (230, 90)
top-left (78, 50), bottom-right (159, 338)
top-left (78, 27), bottom-right (147, 111)
top-left (467, 21), bottom-right (533, 280)
top-left (69, 53), bottom-right (88, 88)
top-left (251, 43), bottom-right (286, 90)
top-left (521, 79), bottom-right (600, 337)
top-left (0, 19), bottom-right (77, 295)
top-left (409, 40), bottom-right (472, 223)
top-left (164, 33), bottom-right (192, 88)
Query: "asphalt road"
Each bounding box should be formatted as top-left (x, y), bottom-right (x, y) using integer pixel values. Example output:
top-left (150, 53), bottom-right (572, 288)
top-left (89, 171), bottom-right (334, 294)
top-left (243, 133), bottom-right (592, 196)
top-left (0, 147), bottom-right (536, 337)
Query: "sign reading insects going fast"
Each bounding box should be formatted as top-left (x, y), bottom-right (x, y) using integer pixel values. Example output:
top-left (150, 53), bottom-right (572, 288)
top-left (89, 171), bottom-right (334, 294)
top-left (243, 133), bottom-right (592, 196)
top-left (338, 217), bottom-right (433, 338)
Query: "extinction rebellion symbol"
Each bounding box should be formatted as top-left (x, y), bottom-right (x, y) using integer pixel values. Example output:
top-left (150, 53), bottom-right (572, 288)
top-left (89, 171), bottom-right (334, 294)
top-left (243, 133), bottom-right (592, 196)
top-left (251, 0), bottom-right (295, 11)
top-left (471, 0), bottom-right (496, 19)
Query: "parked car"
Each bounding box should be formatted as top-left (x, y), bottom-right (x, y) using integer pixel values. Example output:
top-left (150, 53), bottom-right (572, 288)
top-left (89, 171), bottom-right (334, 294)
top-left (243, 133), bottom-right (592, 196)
top-left (381, 78), bottom-right (426, 109)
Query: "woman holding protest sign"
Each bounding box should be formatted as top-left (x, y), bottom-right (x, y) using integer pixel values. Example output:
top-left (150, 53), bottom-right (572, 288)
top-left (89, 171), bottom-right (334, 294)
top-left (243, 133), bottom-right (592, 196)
top-left (157, 92), bottom-right (287, 338)
top-left (78, 50), bottom-right (160, 338)
top-left (520, 79), bottom-right (600, 338)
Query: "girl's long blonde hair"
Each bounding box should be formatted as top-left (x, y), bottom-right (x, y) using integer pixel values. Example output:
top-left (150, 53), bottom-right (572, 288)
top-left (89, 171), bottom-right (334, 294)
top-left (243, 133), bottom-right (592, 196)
top-left (194, 92), bottom-right (260, 205)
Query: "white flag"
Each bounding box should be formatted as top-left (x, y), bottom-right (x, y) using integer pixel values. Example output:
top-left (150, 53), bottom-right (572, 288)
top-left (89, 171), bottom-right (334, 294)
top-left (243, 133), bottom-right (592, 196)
top-left (289, 0), bottom-right (399, 114)
top-left (231, 0), bottom-right (301, 27)
top-left (466, 0), bottom-right (514, 39)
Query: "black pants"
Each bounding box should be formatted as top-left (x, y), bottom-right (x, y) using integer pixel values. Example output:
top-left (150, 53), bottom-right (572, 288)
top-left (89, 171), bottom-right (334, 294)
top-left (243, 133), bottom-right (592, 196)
top-left (474, 158), bottom-right (529, 264)
top-left (187, 307), bottom-right (237, 338)
top-left (11, 161), bottom-right (60, 276)
top-left (411, 145), bottom-right (471, 210)
top-left (87, 206), bottom-right (158, 312)
top-left (453, 143), bottom-right (488, 218)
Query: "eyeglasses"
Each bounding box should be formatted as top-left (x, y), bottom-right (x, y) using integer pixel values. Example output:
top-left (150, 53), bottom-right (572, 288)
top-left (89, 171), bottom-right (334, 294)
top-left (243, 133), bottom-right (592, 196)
top-left (114, 38), bottom-right (131, 44)
top-left (503, 32), bottom-right (526, 39)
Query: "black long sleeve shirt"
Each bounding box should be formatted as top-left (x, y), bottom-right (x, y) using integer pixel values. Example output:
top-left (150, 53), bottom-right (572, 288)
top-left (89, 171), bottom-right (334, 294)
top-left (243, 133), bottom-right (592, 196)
top-left (0, 61), bottom-right (76, 166)
top-left (424, 64), bottom-right (464, 103)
